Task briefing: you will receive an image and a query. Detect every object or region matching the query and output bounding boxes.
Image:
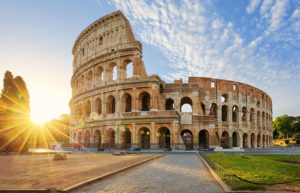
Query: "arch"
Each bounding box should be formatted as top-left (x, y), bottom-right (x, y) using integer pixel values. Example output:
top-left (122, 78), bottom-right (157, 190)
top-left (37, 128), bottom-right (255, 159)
top-left (180, 97), bottom-right (193, 112)
top-left (257, 101), bottom-right (261, 108)
top-left (107, 129), bottom-right (115, 148)
top-left (79, 74), bottom-right (84, 91)
top-left (199, 129), bottom-right (209, 148)
top-left (78, 131), bottom-right (82, 146)
top-left (232, 131), bottom-right (239, 147)
top-left (139, 127), bottom-right (150, 149)
top-left (209, 103), bottom-right (217, 117)
top-left (84, 100), bottom-right (91, 118)
top-left (96, 66), bottom-right (103, 84)
top-left (250, 108), bottom-right (255, 122)
top-left (86, 71), bottom-right (93, 88)
top-left (121, 93), bottom-right (132, 112)
top-left (243, 133), bottom-right (248, 148)
top-left (262, 134), bottom-right (265, 148)
top-left (107, 62), bottom-right (117, 81)
top-left (221, 94), bottom-right (228, 103)
top-left (257, 111), bottom-right (261, 125)
top-left (242, 107), bottom-right (247, 121)
top-left (221, 131), bottom-right (229, 148)
top-left (158, 127), bottom-right (171, 149)
top-left (181, 129), bottom-right (193, 150)
top-left (165, 98), bottom-right (175, 110)
top-left (139, 92), bottom-right (150, 111)
top-left (201, 103), bottom-right (205, 115)
top-left (232, 105), bottom-right (238, 122)
top-left (120, 128), bottom-right (131, 149)
top-left (124, 59), bottom-right (134, 78)
top-left (262, 112), bottom-right (265, 128)
top-left (106, 95), bottom-right (115, 114)
top-left (94, 130), bottom-right (101, 150)
top-left (257, 134), bottom-right (261, 147)
top-left (222, 105), bottom-right (228, 121)
top-left (251, 133), bottom-right (255, 148)
top-left (84, 130), bottom-right (90, 148)
top-left (95, 98), bottom-right (102, 115)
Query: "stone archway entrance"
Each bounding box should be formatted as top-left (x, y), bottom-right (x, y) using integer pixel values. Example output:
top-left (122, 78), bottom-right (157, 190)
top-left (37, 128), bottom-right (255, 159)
top-left (198, 130), bottom-right (209, 148)
top-left (158, 127), bottom-right (171, 149)
top-left (221, 131), bottom-right (229, 148)
top-left (120, 128), bottom-right (131, 149)
top-left (232, 132), bottom-right (239, 147)
top-left (139, 127), bottom-right (150, 149)
top-left (181, 130), bottom-right (193, 150)
top-left (243, 133), bottom-right (248, 148)
top-left (94, 130), bottom-right (101, 150)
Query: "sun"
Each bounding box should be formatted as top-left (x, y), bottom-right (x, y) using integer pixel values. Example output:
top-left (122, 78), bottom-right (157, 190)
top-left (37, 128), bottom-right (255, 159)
top-left (31, 112), bottom-right (49, 125)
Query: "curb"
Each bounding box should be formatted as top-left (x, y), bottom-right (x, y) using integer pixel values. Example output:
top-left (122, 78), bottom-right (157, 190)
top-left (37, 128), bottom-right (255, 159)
top-left (62, 154), bottom-right (165, 192)
top-left (196, 153), bottom-right (230, 193)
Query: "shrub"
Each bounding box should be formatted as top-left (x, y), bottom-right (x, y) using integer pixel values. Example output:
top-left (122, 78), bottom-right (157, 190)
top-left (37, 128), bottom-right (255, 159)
top-left (284, 139), bottom-right (290, 144)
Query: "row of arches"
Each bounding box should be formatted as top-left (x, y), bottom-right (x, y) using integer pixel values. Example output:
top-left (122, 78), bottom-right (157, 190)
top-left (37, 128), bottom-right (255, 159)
top-left (73, 127), bottom-right (171, 150)
top-left (74, 59), bottom-right (134, 93)
top-left (74, 92), bottom-right (151, 119)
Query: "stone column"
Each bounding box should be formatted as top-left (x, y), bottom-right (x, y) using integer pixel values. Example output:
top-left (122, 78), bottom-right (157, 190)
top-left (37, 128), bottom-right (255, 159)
top-left (150, 122), bottom-right (156, 149)
top-left (239, 132), bottom-right (243, 148)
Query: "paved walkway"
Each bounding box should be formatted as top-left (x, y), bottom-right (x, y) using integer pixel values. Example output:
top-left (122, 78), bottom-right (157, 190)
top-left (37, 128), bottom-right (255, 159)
top-left (72, 154), bottom-right (223, 193)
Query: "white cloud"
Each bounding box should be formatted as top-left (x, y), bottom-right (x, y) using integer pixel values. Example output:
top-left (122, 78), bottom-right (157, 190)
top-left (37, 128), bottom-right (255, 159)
top-left (247, 0), bottom-right (261, 14)
top-left (265, 0), bottom-right (288, 34)
top-left (260, 0), bottom-right (274, 17)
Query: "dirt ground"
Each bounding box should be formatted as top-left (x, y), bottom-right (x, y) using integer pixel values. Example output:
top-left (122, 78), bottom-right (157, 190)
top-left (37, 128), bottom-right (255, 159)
top-left (0, 153), bottom-right (160, 190)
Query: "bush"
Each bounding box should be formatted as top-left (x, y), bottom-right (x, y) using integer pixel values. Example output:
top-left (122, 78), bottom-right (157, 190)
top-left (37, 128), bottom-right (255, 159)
top-left (296, 139), bottom-right (300, 144)
top-left (293, 133), bottom-right (300, 140)
top-left (284, 139), bottom-right (290, 144)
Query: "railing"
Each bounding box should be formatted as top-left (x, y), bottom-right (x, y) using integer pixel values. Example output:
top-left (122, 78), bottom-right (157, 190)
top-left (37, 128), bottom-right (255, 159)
top-left (199, 153), bottom-right (237, 189)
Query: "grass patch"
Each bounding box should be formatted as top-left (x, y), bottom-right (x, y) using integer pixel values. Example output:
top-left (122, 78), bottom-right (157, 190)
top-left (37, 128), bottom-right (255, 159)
top-left (206, 154), bottom-right (300, 190)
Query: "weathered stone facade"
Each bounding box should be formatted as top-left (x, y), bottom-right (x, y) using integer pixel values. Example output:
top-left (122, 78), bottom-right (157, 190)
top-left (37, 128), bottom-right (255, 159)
top-left (69, 11), bottom-right (273, 150)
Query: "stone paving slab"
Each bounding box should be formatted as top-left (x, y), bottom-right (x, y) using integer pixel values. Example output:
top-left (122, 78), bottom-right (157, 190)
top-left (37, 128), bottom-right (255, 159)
top-left (73, 154), bottom-right (223, 193)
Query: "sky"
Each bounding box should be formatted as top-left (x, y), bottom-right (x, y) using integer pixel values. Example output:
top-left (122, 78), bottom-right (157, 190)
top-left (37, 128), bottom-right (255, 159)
top-left (0, 0), bottom-right (299, 124)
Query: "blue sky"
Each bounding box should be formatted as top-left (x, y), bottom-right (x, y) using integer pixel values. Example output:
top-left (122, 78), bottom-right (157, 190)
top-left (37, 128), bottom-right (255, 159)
top-left (0, 0), bottom-right (299, 123)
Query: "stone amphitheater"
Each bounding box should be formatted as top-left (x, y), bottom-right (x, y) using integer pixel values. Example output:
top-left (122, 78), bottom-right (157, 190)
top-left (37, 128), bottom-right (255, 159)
top-left (69, 11), bottom-right (273, 151)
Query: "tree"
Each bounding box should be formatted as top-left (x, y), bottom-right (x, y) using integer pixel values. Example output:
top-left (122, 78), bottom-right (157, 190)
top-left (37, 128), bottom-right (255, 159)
top-left (292, 121), bottom-right (300, 132)
top-left (273, 115), bottom-right (293, 138)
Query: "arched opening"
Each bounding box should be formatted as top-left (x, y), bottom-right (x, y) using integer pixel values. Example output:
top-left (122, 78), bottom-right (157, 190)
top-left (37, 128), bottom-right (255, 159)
top-left (96, 66), bottom-right (103, 84)
top-left (87, 71), bottom-right (93, 88)
top-left (262, 135), bottom-right (265, 148)
top-left (222, 105), bottom-right (228, 121)
top-left (242, 107), bottom-right (247, 122)
top-left (243, 133), bottom-right (248, 148)
top-left (250, 108), bottom-right (255, 122)
top-left (257, 111), bottom-right (261, 125)
top-left (84, 131), bottom-right (90, 148)
top-left (76, 104), bottom-right (82, 119)
top-left (78, 132), bottom-right (82, 147)
top-left (221, 131), bottom-right (229, 148)
top-left (121, 93), bottom-right (132, 112)
top-left (201, 103), bottom-right (205, 115)
top-left (95, 98), bottom-right (102, 116)
top-left (139, 127), bottom-right (150, 149)
top-left (107, 129), bottom-right (115, 148)
top-left (120, 128), bottom-right (131, 149)
top-left (251, 133), bottom-right (255, 148)
top-left (158, 127), bottom-right (171, 149)
top-left (107, 63), bottom-right (117, 81)
top-left (94, 130), bottom-right (101, 150)
top-left (80, 75), bottom-right (84, 91)
top-left (159, 84), bottom-right (164, 93)
top-left (209, 103), bottom-right (217, 117)
top-left (181, 130), bottom-right (193, 150)
top-left (125, 60), bottom-right (133, 78)
top-left (221, 94), bottom-right (228, 103)
top-left (257, 101), bottom-right (260, 108)
top-left (199, 130), bottom-right (209, 148)
top-left (262, 112), bottom-right (265, 128)
top-left (106, 95), bottom-right (115, 114)
top-left (257, 134), bottom-right (261, 147)
top-left (84, 100), bottom-right (91, 118)
top-left (165, 98), bottom-right (175, 110)
top-left (180, 97), bottom-right (193, 112)
top-left (232, 132), bottom-right (239, 147)
top-left (139, 92), bottom-right (150, 111)
top-left (232, 105), bottom-right (238, 122)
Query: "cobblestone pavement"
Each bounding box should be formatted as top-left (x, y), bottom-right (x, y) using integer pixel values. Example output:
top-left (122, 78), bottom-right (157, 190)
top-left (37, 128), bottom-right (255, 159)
top-left (72, 154), bottom-right (223, 193)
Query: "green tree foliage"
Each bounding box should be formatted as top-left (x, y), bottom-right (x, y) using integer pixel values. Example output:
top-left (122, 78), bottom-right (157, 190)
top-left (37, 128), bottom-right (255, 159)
top-left (292, 121), bottom-right (300, 132)
top-left (273, 115), bottom-right (293, 138)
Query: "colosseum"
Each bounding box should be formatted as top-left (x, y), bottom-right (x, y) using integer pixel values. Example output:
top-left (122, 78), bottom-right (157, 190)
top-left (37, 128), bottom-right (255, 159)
top-left (69, 11), bottom-right (273, 151)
